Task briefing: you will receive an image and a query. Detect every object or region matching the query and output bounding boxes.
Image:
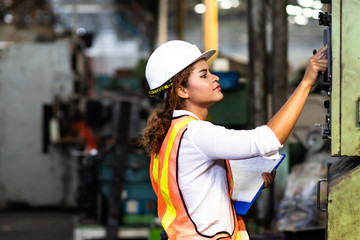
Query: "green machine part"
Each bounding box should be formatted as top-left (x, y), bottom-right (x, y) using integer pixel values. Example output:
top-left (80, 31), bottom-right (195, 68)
top-left (327, 157), bottom-right (360, 240)
top-left (331, 0), bottom-right (360, 156)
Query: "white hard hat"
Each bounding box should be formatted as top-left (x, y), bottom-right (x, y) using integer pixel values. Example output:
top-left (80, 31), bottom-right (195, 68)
top-left (145, 40), bottom-right (216, 95)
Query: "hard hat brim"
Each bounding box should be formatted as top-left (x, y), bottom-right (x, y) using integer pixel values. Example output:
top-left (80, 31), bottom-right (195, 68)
top-left (193, 49), bottom-right (216, 64)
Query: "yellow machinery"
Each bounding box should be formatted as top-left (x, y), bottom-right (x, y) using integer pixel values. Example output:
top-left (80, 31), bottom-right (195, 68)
top-left (318, 0), bottom-right (360, 239)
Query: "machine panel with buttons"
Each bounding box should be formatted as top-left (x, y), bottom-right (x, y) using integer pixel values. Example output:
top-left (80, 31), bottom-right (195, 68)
top-left (318, 0), bottom-right (360, 156)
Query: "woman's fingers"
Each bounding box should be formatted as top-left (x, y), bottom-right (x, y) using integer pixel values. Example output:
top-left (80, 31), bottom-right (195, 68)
top-left (308, 57), bottom-right (328, 75)
top-left (314, 44), bottom-right (328, 59)
top-left (262, 172), bottom-right (274, 189)
top-left (272, 169), bottom-right (276, 178)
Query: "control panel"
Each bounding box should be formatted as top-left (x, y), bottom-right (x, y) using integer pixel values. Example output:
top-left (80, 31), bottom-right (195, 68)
top-left (317, 1), bottom-right (332, 143)
top-left (318, 0), bottom-right (360, 156)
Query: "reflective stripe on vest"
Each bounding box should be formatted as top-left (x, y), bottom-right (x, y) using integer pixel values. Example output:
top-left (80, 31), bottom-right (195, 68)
top-left (149, 116), bottom-right (248, 239)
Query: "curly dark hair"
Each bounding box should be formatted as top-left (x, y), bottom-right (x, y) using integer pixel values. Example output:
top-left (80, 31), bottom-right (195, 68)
top-left (139, 64), bottom-right (194, 154)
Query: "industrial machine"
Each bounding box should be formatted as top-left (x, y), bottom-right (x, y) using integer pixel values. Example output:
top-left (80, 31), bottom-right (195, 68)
top-left (317, 0), bottom-right (360, 239)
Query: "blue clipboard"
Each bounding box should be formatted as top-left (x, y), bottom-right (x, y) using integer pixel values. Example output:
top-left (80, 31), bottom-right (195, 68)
top-left (232, 154), bottom-right (286, 215)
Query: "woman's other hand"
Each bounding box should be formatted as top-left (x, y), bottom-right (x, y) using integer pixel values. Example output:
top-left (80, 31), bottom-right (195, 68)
top-left (262, 169), bottom-right (276, 189)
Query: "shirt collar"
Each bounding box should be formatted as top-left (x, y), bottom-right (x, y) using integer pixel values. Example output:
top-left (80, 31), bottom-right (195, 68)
top-left (173, 110), bottom-right (200, 120)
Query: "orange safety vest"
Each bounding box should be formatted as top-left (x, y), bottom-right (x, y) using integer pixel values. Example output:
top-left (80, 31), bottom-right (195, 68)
top-left (149, 115), bottom-right (248, 240)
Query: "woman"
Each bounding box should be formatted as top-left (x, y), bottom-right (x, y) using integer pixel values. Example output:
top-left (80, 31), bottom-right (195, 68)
top-left (140, 40), bottom-right (327, 240)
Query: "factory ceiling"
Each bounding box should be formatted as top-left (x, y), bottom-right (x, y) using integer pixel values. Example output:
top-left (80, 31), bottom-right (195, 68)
top-left (0, 0), bottom-right (324, 40)
top-left (0, 0), bottom-right (326, 69)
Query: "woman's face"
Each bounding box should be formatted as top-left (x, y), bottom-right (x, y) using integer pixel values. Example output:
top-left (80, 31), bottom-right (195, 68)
top-left (181, 59), bottom-right (223, 109)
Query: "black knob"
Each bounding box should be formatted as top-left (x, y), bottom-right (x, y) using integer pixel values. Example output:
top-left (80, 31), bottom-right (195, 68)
top-left (321, 123), bottom-right (331, 140)
top-left (319, 12), bottom-right (331, 26)
top-left (324, 100), bottom-right (330, 108)
top-left (324, 129), bottom-right (331, 135)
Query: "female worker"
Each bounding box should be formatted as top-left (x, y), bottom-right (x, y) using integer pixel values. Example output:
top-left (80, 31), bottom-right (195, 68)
top-left (140, 40), bottom-right (327, 240)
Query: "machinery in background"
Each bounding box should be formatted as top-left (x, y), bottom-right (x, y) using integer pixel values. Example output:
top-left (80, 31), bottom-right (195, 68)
top-left (72, 95), bottom-right (157, 226)
top-left (275, 126), bottom-right (330, 237)
top-left (0, 33), bottom-right (156, 238)
top-left (208, 71), bottom-right (249, 129)
top-left (316, 0), bottom-right (360, 239)
top-left (0, 40), bottom-right (77, 208)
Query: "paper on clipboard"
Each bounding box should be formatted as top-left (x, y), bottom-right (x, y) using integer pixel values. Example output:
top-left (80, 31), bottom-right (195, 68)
top-left (230, 154), bottom-right (285, 215)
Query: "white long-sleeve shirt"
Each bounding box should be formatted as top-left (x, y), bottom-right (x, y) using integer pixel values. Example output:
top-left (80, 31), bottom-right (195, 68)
top-left (174, 110), bottom-right (282, 236)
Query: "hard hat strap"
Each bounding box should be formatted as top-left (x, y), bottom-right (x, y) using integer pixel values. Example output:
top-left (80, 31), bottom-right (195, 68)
top-left (148, 79), bottom-right (173, 95)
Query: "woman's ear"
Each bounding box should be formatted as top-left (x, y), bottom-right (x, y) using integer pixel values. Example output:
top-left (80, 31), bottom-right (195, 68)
top-left (177, 86), bottom-right (189, 99)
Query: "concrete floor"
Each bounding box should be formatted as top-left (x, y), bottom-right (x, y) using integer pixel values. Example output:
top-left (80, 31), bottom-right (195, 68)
top-left (0, 210), bottom-right (325, 240)
top-left (0, 210), bottom-right (76, 240)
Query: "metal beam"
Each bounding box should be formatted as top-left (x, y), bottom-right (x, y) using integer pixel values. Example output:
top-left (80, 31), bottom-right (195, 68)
top-left (203, 0), bottom-right (218, 60)
top-left (271, 0), bottom-right (288, 114)
top-left (177, 0), bottom-right (185, 40)
top-left (247, 0), bottom-right (267, 127)
top-left (157, 0), bottom-right (168, 46)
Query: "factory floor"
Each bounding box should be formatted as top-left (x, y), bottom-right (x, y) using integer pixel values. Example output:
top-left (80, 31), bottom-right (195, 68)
top-left (0, 209), bottom-right (76, 240)
top-left (0, 209), bottom-right (325, 240)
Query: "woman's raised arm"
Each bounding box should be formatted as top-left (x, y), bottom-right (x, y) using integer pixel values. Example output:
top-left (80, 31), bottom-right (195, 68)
top-left (267, 45), bottom-right (328, 144)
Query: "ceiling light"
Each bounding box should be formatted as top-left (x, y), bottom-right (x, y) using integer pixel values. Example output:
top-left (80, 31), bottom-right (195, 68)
top-left (311, 9), bottom-right (321, 19)
top-left (4, 13), bottom-right (13, 24)
top-left (312, 1), bottom-right (323, 9)
top-left (297, 0), bottom-right (313, 8)
top-left (219, 0), bottom-right (232, 10)
top-left (286, 5), bottom-right (302, 16)
top-left (231, 0), bottom-right (240, 8)
top-left (288, 16), bottom-right (296, 24)
top-left (194, 3), bottom-right (206, 14)
top-left (294, 15), bottom-right (309, 25)
top-left (302, 8), bottom-right (313, 18)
